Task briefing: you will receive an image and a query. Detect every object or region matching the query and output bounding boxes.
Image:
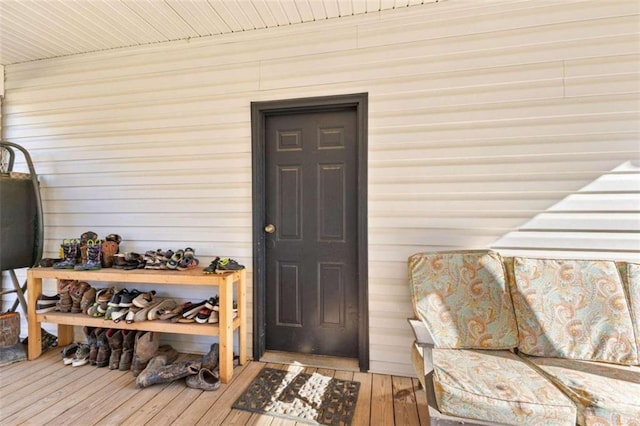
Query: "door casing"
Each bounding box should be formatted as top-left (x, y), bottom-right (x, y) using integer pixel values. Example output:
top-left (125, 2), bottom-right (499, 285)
top-left (251, 93), bottom-right (369, 371)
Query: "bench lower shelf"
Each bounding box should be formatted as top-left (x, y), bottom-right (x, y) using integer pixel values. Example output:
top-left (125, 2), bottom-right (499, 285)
top-left (38, 312), bottom-right (240, 335)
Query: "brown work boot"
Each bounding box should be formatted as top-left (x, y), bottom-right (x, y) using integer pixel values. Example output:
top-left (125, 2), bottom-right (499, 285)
top-left (70, 281), bottom-right (90, 313)
top-left (80, 287), bottom-right (96, 315)
top-left (106, 329), bottom-right (123, 370)
top-left (136, 355), bottom-right (201, 388)
top-left (95, 328), bottom-right (111, 368)
top-left (118, 329), bottom-right (136, 371)
top-left (56, 280), bottom-right (75, 313)
top-left (83, 326), bottom-right (98, 365)
top-left (131, 331), bottom-right (160, 377)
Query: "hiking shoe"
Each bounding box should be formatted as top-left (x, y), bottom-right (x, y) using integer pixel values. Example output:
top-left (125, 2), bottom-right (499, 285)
top-left (203, 257), bottom-right (220, 274)
top-left (71, 344), bottom-right (90, 367)
top-left (217, 258), bottom-right (244, 271)
top-left (36, 294), bottom-right (60, 313)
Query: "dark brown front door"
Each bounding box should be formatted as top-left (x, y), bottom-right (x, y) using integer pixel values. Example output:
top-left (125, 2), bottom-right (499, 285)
top-left (264, 108), bottom-right (359, 358)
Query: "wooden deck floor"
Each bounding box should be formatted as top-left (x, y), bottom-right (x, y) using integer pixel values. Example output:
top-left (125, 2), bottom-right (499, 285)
top-left (0, 348), bottom-right (429, 425)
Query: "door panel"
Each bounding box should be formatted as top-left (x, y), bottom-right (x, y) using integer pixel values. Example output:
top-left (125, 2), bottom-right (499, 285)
top-left (265, 108), bottom-right (358, 358)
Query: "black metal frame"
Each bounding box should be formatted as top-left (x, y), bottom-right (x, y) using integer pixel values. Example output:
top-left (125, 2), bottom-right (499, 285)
top-left (251, 93), bottom-right (369, 371)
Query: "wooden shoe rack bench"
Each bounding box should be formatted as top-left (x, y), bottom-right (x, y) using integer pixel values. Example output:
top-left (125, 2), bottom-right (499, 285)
top-left (26, 266), bottom-right (247, 383)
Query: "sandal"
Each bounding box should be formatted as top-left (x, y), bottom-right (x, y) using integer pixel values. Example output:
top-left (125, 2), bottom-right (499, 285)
top-left (167, 250), bottom-right (184, 270)
top-left (177, 257), bottom-right (199, 271)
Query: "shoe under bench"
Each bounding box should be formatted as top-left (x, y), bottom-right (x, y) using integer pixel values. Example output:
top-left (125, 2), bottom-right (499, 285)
top-left (26, 266), bottom-right (247, 383)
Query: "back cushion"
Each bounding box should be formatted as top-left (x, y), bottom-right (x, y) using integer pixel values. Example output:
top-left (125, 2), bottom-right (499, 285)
top-left (408, 250), bottom-right (518, 349)
top-left (511, 257), bottom-right (638, 365)
top-left (618, 262), bottom-right (640, 357)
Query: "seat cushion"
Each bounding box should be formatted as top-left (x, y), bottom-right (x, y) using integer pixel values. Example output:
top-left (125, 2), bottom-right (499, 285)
top-left (618, 262), bottom-right (640, 359)
top-left (511, 257), bottom-right (638, 365)
top-left (524, 356), bottom-right (640, 426)
top-left (430, 348), bottom-right (576, 425)
top-left (408, 250), bottom-right (518, 349)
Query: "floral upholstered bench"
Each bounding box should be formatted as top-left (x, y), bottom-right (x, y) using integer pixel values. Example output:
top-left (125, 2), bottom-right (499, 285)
top-left (408, 250), bottom-right (640, 426)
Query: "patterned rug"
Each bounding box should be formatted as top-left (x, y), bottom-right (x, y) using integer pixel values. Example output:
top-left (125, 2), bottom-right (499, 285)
top-left (232, 367), bottom-right (360, 426)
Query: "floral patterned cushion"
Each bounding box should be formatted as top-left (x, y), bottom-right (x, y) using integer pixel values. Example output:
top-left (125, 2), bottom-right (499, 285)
top-left (408, 250), bottom-right (518, 349)
top-left (510, 257), bottom-right (638, 365)
top-left (524, 356), bottom-right (640, 426)
top-left (431, 349), bottom-right (576, 425)
top-left (619, 262), bottom-right (640, 358)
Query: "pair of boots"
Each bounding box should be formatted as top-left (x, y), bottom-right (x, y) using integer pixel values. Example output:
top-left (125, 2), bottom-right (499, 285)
top-left (83, 327), bottom-right (135, 369)
top-left (53, 238), bottom-right (102, 270)
top-left (84, 327), bottom-right (111, 368)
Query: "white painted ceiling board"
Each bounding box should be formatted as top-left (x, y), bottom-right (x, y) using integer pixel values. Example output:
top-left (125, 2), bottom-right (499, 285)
top-left (0, 0), bottom-right (432, 65)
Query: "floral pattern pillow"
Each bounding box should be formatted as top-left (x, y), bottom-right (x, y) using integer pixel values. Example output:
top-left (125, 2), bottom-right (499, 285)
top-left (511, 257), bottom-right (638, 365)
top-left (408, 250), bottom-right (518, 349)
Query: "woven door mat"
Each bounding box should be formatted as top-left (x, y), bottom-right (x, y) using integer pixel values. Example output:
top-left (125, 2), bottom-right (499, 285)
top-left (232, 367), bottom-right (360, 426)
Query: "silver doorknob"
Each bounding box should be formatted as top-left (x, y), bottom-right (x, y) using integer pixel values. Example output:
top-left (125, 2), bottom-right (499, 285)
top-left (264, 224), bottom-right (276, 234)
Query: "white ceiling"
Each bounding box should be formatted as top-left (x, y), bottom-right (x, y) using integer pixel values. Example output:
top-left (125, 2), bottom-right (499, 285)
top-left (0, 0), bottom-right (429, 65)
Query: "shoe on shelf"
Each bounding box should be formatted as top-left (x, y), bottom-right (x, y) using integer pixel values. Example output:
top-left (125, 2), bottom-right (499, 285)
top-left (36, 294), bottom-right (60, 314)
top-left (166, 250), bottom-right (184, 270)
top-left (80, 287), bottom-right (96, 315)
top-left (147, 299), bottom-right (177, 321)
top-left (118, 289), bottom-right (140, 307)
top-left (132, 291), bottom-right (156, 308)
top-left (111, 308), bottom-right (129, 323)
top-left (74, 239), bottom-right (102, 271)
top-left (202, 257), bottom-right (220, 274)
top-left (217, 258), bottom-right (244, 271)
top-left (195, 308), bottom-right (212, 324)
top-left (53, 239), bottom-right (80, 269)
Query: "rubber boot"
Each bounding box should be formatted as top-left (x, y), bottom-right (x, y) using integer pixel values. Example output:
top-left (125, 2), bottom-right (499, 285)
top-left (83, 326), bottom-right (98, 365)
top-left (131, 331), bottom-right (160, 377)
top-left (75, 239), bottom-right (102, 271)
top-left (136, 355), bottom-right (201, 388)
top-left (106, 329), bottom-right (123, 370)
top-left (119, 329), bottom-right (136, 371)
top-left (54, 240), bottom-right (79, 269)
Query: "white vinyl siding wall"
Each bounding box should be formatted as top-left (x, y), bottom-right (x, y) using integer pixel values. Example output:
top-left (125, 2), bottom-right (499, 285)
top-left (2, 0), bottom-right (639, 376)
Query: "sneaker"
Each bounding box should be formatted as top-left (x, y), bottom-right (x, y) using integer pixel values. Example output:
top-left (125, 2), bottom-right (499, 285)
top-left (182, 299), bottom-right (216, 319)
top-left (132, 291), bottom-right (156, 308)
top-left (195, 308), bottom-right (211, 324)
top-left (108, 289), bottom-right (128, 307)
top-left (61, 342), bottom-right (79, 365)
top-left (203, 257), bottom-right (220, 274)
top-left (71, 344), bottom-right (90, 367)
top-left (118, 289), bottom-right (140, 308)
top-left (217, 258), bottom-right (244, 271)
top-left (36, 294), bottom-right (60, 313)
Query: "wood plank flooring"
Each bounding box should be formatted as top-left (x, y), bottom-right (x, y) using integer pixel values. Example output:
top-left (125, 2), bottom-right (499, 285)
top-left (0, 349), bottom-right (429, 425)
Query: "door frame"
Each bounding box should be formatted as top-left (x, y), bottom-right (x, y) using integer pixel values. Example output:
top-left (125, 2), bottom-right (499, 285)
top-left (251, 93), bottom-right (369, 372)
